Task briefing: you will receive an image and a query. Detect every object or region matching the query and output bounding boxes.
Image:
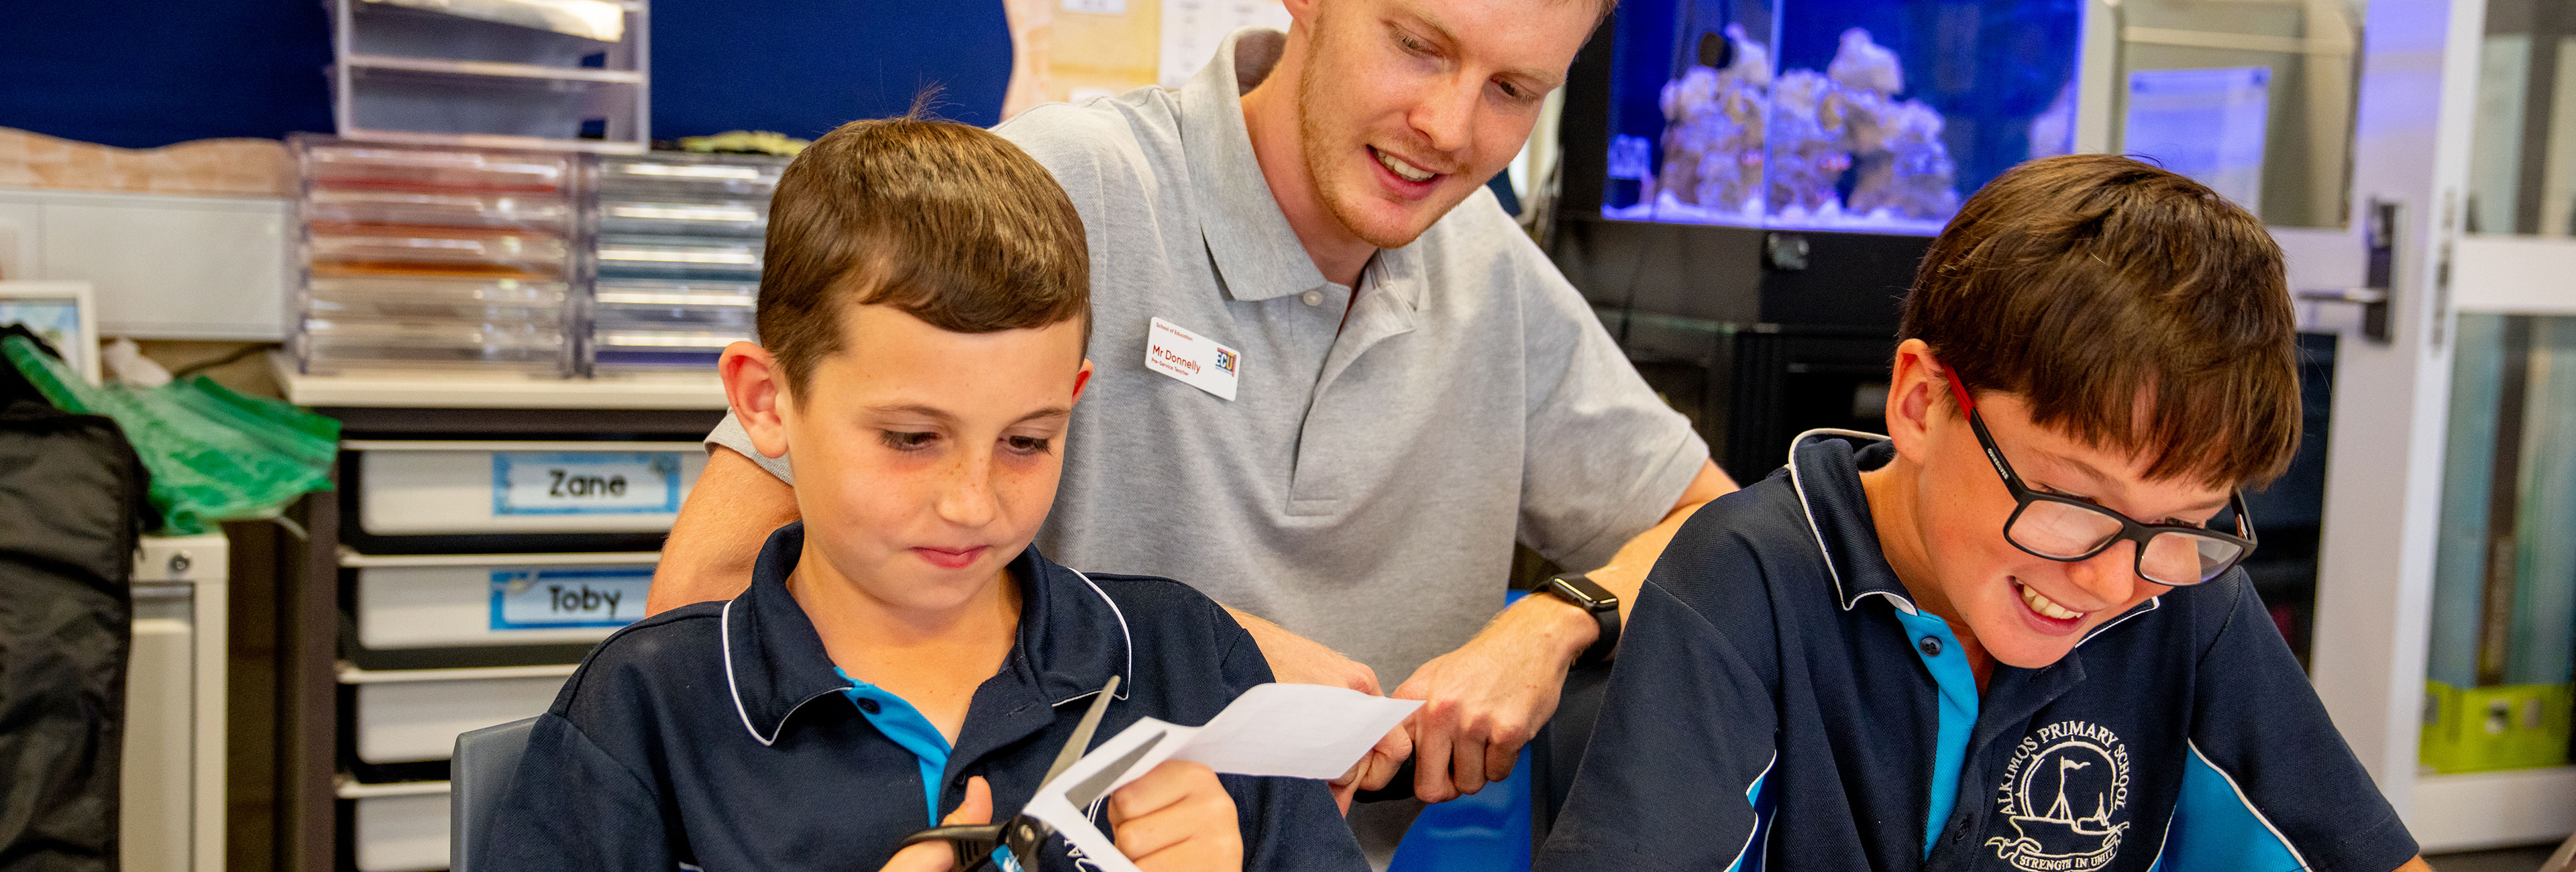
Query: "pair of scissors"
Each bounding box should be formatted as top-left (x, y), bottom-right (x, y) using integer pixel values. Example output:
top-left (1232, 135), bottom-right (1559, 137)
top-left (900, 675), bottom-right (1130, 871)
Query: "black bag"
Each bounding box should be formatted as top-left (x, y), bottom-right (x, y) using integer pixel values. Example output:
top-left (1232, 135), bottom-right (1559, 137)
top-left (0, 325), bottom-right (153, 872)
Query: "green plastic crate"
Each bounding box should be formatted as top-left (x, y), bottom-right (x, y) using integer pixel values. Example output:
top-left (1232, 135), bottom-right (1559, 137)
top-left (2421, 681), bottom-right (2573, 773)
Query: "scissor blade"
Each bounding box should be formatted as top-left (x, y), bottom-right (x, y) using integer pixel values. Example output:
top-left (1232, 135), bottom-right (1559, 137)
top-left (1040, 675), bottom-right (1120, 789)
top-left (1062, 729), bottom-right (1166, 809)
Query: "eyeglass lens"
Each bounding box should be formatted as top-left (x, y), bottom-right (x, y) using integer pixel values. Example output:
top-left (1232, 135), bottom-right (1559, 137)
top-left (2006, 500), bottom-right (2247, 584)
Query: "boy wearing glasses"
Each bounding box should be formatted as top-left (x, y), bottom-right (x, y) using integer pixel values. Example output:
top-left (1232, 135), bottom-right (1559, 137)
top-left (1534, 156), bottom-right (2428, 872)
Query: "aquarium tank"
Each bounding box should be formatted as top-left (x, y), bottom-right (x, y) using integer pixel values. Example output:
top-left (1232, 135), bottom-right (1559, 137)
top-left (1598, 0), bottom-right (2084, 235)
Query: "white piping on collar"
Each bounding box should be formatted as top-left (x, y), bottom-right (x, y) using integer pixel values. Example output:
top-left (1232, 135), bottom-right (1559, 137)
top-left (720, 598), bottom-right (770, 745)
top-left (720, 565), bottom-right (1142, 745)
top-left (1057, 570), bottom-right (1134, 706)
top-left (720, 597), bottom-right (841, 747)
top-left (1784, 428), bottom-right (1916, 615)
top-left (2078, 596), bottom-right (2161, 647)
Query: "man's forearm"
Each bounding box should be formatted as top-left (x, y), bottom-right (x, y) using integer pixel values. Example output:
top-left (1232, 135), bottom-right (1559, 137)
top-left (647, 446), bottom-right (801, 614)
top-left (1578, 459), bottom-right (1736, 622)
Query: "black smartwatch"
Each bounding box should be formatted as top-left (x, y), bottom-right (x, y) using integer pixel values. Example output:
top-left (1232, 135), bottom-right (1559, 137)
top-left (1543, 573), bottom-right (1621, 668)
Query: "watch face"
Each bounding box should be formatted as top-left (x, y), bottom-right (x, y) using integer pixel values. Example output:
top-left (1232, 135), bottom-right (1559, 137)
top-left (1553, 576), bottom-right (1613, 610)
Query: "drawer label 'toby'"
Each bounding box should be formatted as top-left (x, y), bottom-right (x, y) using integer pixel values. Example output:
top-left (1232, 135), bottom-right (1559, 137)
top-left (492, 451), bottom-right (683, 516)
top-left (490, 568), bottom-right (654, 630)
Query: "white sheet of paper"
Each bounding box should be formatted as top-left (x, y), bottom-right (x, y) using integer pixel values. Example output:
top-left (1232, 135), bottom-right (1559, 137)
top-left (1014, 684), bottom-right (1421, 871)
top-left (1173, 684), bottom-right (1422, 778)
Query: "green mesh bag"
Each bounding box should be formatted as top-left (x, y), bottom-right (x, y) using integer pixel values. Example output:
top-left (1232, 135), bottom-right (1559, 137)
top-left (6, 336), bottom-right (337, 535)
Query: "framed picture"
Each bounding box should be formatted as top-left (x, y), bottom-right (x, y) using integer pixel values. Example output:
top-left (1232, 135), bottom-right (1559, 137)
top-left (0, 280), bottom-right (99, 386)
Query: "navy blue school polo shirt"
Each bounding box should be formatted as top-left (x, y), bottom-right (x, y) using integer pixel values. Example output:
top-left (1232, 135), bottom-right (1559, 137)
top-left (474, 522), bottom-right (1367, 872)
top-left (1536, 433), bottom-right (2418, 872)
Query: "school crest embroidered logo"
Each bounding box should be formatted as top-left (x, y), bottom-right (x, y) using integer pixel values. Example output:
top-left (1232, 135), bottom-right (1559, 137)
top-left (1986, 720), bottom-right (2131, 872)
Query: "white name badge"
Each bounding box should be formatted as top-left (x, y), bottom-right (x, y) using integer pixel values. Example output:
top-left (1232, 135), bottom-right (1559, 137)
top-left (489, 567), bottom-right (653, 630)
top-left (1144, 317), bottom-right (1241, 400)
top-left (492, 451), bottom-right (684, 516)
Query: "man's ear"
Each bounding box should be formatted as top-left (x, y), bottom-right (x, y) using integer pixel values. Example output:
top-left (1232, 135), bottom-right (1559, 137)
top-left (1281, 0), bottom-right (1318, 30)
top-left (1071, 359), bottom-right (1095, 405)
top-left (1884, 338), bottom-right (1944, 463)
top-left (717, 341), bottom-right (794, 460)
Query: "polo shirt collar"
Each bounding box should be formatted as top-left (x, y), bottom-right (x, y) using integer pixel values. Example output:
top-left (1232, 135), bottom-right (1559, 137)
top-left (1784, 429), bottom-right (2159, 645)
top-left (1179, 28), bottom-right (1428, 312)
top-left (1786, 430), bottom-right (1918, 614)
top-left (720, 522), bottom-right (1135, 747)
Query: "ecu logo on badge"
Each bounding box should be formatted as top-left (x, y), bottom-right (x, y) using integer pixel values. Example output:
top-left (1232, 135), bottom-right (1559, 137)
top-left (1986, 720), bottom-right (2131, 872)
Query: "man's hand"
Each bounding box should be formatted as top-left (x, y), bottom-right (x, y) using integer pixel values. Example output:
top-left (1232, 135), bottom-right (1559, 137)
top-left (1386, 594), bottom-right (1596, 802)
top-left (877, 777), bottom-right (994, 872)
top-left (1226, 606), bottom-right (1379, 696)
top-left (1107, 761), bottom-right (1243, 872)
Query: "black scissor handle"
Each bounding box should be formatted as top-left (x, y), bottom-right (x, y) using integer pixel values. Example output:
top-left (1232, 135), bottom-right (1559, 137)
top-left (1352, 760), bottom-right (1417, 804)
top-left (902, 822), bottom-right (1006, 871)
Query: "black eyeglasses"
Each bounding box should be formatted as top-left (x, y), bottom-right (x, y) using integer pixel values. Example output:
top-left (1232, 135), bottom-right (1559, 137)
top-left (1943, 370), bottom-right (2257, 586)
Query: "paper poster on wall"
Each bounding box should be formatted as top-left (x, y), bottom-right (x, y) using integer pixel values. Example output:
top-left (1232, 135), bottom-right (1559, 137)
top-left (1159, 0), bottom-right (1291, 89)
top-left (2122, 66), bottom-right (2271, 213)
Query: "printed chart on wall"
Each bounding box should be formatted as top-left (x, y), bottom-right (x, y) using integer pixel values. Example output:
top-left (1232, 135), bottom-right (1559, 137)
top-left (1159, 0), bottom-right (1291, 87)
top-left (1005, 0), bottom-right (1291, 119)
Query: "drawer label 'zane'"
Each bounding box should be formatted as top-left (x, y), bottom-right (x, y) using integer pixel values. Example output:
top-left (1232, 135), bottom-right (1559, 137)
top-left (492, 451), bottom-right (684, 516)
top-left (490, 568), bottom-right (655, 630)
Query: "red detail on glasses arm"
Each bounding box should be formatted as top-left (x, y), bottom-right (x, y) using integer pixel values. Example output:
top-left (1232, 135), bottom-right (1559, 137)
top-left (1941, 369), bottom-right (1977, 413)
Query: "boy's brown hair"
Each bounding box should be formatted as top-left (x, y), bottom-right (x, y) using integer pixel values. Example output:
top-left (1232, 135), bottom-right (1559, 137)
top-left (757, 115), bottom-right (1089, 393)
top-left (1901, 154), bottom-right (2300, 488)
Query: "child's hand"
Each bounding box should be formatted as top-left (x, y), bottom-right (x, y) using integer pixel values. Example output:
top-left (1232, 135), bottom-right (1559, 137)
top-left (878, 777), bottom-right (994, 872)
top-left (1106, 761), bottom-right (1242, 872)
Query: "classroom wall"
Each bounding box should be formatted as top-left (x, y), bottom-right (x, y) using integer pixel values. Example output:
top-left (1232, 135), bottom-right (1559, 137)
top-left (0, 0), bottom-right (1016, 148)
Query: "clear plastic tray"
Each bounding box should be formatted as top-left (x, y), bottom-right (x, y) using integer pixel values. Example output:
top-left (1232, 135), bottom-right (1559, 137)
top-left (299, 138), bottom-right (570, 194)
top-left (307, 276), bottom-right (570, 323)
top-left (587, 279), bottom-right (755, 371)
top-left (593, 235), bottom-right (761, 281)
top-left (594, 195), bottom-right (769, 237)
top-left (304, 186), bottom-right (570, 229)
top-left (591, 279), bottom-right (755, 318)
top-left (594, 153), bottom-right (786, 197)
top-left (588, 329), bottom-right (749, 371)
top-left (344, 66), bottom-right (631, 146)
top-left (302, 317), bottom-right (572, 374)
top-left (309, 227), bottom-right (569, 276)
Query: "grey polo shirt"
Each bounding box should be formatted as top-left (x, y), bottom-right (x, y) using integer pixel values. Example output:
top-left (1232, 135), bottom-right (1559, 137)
top-left (708, 28), bottom-right (1708, 682)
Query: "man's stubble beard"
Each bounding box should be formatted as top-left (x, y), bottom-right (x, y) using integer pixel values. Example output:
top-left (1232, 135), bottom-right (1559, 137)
top-left (1294, 13), bottom-right (1434, 252)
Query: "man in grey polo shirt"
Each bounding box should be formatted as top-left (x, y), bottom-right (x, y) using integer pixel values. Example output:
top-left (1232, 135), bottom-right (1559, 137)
top-left (654, 0), bottom-right (1735, 846)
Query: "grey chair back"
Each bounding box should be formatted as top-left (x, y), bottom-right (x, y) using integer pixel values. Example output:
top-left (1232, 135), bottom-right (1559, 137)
top-left (450, 716), bottom-right (540, 872)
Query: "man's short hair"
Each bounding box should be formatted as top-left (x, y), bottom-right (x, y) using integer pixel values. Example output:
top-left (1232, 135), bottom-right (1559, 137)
top-left (1900, 154), bottom-right (2300, 488)
top-left (756, 115), bottom-right (1090, 392)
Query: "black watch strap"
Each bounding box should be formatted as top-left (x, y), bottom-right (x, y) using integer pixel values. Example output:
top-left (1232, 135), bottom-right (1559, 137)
top-left (1544, 574), bottom-right (1620, 668)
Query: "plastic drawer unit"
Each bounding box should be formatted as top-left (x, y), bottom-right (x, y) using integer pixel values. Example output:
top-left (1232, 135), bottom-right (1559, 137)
top-left (292, 138), bottom-right (582, 376)
top-left (345, 663), bottom-right (574, 765)
top-left (352, 551), bottom-right (658, 649)
top-left (343, 781), bottom-right (451, 872)
top-left (586, 152), bottom-right (781, 373)
top-left (347, 439), bottom-right (704, 536)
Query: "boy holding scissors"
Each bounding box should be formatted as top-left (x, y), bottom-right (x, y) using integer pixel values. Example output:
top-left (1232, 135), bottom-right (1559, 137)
top-left (474, 117), bottom-right (1364, 872)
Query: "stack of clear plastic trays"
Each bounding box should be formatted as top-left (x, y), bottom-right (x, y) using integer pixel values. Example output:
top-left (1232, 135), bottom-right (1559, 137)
top-left (586, 152), bottom-right (784, 373)
top-left (292, 136), bottom-right (578, 376)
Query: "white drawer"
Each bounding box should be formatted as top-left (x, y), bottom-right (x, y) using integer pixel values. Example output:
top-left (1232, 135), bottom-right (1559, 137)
top-left (347, 783), bottom-right (449, 872)
top-left (351, 440), bottom-right (705, 535)
top-left (347, 665), bottom-right (572, 764)
top-left (352, 552), bottom-right (657, 648)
